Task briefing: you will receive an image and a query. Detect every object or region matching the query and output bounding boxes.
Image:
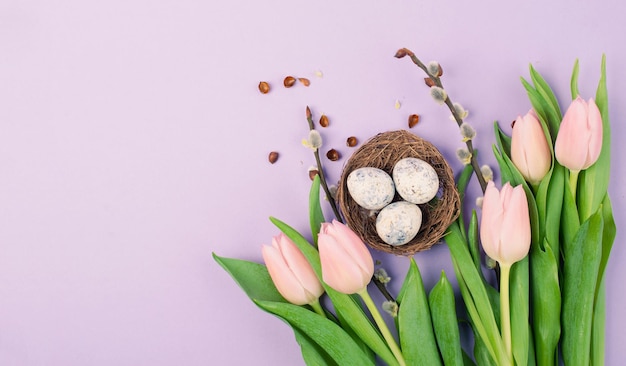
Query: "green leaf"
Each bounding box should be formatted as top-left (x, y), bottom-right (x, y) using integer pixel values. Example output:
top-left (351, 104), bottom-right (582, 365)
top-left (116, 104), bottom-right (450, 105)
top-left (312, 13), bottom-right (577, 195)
top-left (578, 55), bottom-right (611, 221)
top-left (591, 279), bottom-right (607, 366)
top-left (309, 175), bottom-right (325, 246)
top-left (529, 65), bottom-right (562, 130)
top-left (467, 211), bottom-right (481, 274)
top-left (429, 271), bottom-right (464, 366)
top-left (493, 121), bottom-right (512, 159)
top-left (510, 257), bottom-right (530, 366)
top-left (254, 300), bottom-right (375, 366)
top-left (455, 162), bottom-right (475, 240)
top-left (324, 287), bottom-right (399, 366)
top-left (561, 208), bottom-right (604, 366)
top-left (529, 239), bottom-right (561, 366)
top-left (213, 253), bottom-right (286, 303)
top-left (521, 78), bottom-right (555, 143)
top-left (294, 328), bottom-right (337, 366)
top-left (397, 258), bottom-right (442, 366)
top-left (571, 59), bottom-right (580, 100)
top-left (446, 223), bottom-right (508, 365)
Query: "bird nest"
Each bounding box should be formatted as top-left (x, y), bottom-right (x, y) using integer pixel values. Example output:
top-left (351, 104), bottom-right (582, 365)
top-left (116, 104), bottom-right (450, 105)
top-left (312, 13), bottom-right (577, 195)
top-left (336, 130), bottom-right (460, 256)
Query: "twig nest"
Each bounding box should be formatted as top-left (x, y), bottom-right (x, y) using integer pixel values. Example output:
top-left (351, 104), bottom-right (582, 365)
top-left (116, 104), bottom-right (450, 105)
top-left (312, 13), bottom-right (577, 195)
top-left (337, 130), bottom-right (460, 256)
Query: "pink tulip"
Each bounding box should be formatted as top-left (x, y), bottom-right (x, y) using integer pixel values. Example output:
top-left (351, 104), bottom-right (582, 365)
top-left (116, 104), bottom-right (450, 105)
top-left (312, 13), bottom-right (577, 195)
top-left (554, 96), bottom-right (603, 171)
top-left (480, 181), bottom-right (531, 265)
top-left (318, 220), bottom-right (374, 294)
top-left (510, 111), bottom-right (551, 185)
top-left (262, 233), bottom-right (324, 305)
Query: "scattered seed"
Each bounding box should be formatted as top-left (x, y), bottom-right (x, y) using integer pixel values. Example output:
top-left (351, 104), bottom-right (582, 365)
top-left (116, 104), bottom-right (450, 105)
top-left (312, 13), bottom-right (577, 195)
top-left (346, 136), bottom-right (358, 147)
top-left (283, 76), bottom-right (296, 88)
top-left (258, 81), bottom-right (270, 94)
top-left (315, 70), bottom-right (323, 78)
top-left (394, 100), bottom-right (401, 109)
top-left (326, 149), bottom-right (340, 161)
top-left (319, 114), bottom-right (329, 127)
top-left (424, 77), bottom-right (435, 87)
top-left (268, 151), bottom-right (279, 164)
top-left (298, 78), bottom-right (310, 87)
top-left (408, 114), bottom-right (420, 128)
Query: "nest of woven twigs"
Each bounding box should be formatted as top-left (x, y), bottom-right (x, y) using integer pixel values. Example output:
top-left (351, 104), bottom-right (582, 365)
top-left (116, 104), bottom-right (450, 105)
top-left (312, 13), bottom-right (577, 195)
top-left (337, 130), bottom-right (460, 256)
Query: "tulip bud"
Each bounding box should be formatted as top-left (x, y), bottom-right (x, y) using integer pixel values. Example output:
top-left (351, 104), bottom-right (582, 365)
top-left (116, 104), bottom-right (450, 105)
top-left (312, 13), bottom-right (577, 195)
top-left (554, 96), bottom-right (603, 171)
top-left (262, 233), bottom-right (324, 305)
top-left (479, 181), bottom-right (531, 266)
top-left (318, 220), bottom-right (374, 294)
top-left (510, 111), bottom-right (552, 185)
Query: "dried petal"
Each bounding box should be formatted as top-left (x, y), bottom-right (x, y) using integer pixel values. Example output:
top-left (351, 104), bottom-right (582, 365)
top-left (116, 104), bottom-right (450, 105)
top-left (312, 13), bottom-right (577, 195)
top-left (408, 114), bottom-right (420, 128)
top-left (319, 114), bottom-right (329, 127)
top-left (283, 76), bottom-right (296, 88)
top-left (258, 81), bottom-right (270, 94)
top-left (268, 151), bottom-right (279, 164)
top-left (326, 149), bottom-right (340, 161)
top-left (298, 77), bottom-right (311, 87)
top-left (346, 136), bottom-right (358, 147)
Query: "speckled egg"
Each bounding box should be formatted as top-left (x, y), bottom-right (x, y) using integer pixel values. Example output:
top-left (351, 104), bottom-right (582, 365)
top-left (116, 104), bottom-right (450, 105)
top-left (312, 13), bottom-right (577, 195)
top-left (346, 167), bottom-right (395, 210)
top-left (375, 201), bottom-right (422, 246)
top-left (392, 157), bottom-right (439, 204)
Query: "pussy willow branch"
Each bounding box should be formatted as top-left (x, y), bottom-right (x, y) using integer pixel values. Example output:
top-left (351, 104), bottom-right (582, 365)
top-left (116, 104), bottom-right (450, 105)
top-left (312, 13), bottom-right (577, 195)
top-left (395, 48), bottom-right (488, 193)
top-left (305, 106), bottom-right (343, 221)
top-left (305, 106), bottom-right (395, 302)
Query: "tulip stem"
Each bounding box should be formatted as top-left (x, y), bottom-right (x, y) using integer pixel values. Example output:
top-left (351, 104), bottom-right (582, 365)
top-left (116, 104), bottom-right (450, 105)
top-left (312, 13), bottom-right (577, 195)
top-left (499, 263), bottom-right (513, 363)
top-left (568, 169), bottom-right (580, 201)
top-left (358, 288), bottom-right (406, 366)
top-left (310, 299), bottom-right (327, 318)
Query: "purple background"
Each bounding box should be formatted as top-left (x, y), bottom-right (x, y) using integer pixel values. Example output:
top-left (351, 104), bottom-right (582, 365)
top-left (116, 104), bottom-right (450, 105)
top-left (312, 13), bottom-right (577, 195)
top-left (1, 1), bottom-right (624, 365)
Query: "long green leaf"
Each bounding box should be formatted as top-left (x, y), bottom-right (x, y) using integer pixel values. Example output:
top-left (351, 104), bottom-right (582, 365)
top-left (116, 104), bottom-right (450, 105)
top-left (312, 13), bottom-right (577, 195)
top-left (561, 209), bottom-right (604, 366)
top-left (446, 223), bottom-right (508, 365)
top-left (309, 175), bottom-right (325, 246)
top-left (294, 328), bottom-right (337, 366)
top-left (324, 287), bottom-right (399, 366)
top-left (529, 65), bottom-right (562, 131)
top-left (213, 253), bottom-right (286, 303)
top-left (570, 59), bottom-right (580, 100)
top-left (429, 271), bottom-right (464, 366)
top-left (530, 238), bottom-right (561, 366)
top-left (255, 300), bottom-right (375, 366)
top-left (510, 257), bottom-right (530, 366)
top-left (397, 258), bottom-right (442, 366)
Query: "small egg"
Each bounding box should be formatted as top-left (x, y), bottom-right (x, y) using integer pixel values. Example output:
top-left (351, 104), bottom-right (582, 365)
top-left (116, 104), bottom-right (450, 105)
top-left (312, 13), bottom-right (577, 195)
top-left (376, 201), bottom-right (422, 246)
top-left (392, 157), bottom-right (439, 204)
top-left (347, 167), bottom-right (395, 210)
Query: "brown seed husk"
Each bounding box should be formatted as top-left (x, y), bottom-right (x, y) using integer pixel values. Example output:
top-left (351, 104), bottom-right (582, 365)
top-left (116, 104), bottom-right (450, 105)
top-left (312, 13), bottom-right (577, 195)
top-left (326, 149), bottom-right (340, 161)
top-left (336, 130), bottom-right (460, 256)
top-left (283, 76), bottom-right (296, 88)
top-left (346, 136), bottom-right (358, 147)
top-left (309, 169), bottom-right (319, 180)
top-left (268, 151), bottom-right (279, 164)
top-left (408, 114), bottom-right (420, 128)
top-left (424, 77), bottom-right (435, 87)
top-left (258, 81), bottom-right (270, 94)
top-left (319, 115), bottom-right (329, 127)
top-left (298, 78), bottom-right (311, 86)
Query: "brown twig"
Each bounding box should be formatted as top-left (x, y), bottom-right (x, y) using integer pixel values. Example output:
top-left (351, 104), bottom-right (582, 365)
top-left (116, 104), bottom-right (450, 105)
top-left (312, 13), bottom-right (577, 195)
top-left (395, 48), bottom-right (488, 193)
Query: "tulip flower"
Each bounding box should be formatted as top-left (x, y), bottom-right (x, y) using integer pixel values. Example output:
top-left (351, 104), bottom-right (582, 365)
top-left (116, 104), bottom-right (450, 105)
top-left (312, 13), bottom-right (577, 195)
top-left (510, 111), bottom-right (552, 186)
top-left (262, 233), bottom-right (324, 306)
top-left (318, 220), bottom-right (374, 295)
top-left (555, 96), bottom-right (603, 172)
top-left (480, 181), bottom-right (531, 265)
top-left (318, 220), bottom-right (406, 366)
top-left (480, 181), bottom-right (531, 362)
